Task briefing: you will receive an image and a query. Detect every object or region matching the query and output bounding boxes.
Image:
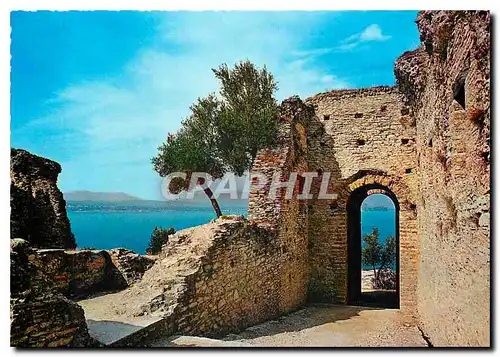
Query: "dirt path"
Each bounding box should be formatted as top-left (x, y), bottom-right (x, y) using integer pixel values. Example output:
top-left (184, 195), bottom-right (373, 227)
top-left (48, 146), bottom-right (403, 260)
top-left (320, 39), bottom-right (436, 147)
top-left (151, 304), bottom-right (428, 347)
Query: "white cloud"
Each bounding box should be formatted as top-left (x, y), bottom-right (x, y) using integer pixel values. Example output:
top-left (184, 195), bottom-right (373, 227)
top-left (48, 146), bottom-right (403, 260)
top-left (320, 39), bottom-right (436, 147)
top-left (294, 23), bottom-right (392, 57)
top-left (14, 12), bottom-right (351, 199)
top-left (359, 24), bottom-right (391, 41)
top-left (340, 24), bottom-right (391, 50)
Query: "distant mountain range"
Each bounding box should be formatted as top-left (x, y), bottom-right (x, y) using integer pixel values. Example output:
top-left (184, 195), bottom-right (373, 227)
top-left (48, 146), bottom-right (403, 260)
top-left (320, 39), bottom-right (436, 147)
top-left (63, 190), bottom-right (248, 208)
top-left (362, 206), bottom-right (394, 211)
top-left (64, 190), bottom-right (143, 202)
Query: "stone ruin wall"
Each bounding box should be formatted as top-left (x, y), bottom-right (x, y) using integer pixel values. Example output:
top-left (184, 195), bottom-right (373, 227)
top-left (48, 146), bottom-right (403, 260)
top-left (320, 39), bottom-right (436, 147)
top-left (174, 97), bottom-right (312, 338)
top-left (304, 87), bottom-right (419, 312)
top-left (28, 248), bottom-right (155, 299)
top-left (10, 239), bottom-right (98, 347)
top-left (395, 11), bottom-right (490, 346)
top-left (44, 97), bottom-right (314, 347)
top-left (10, 148), bottom-right (76, 249)
top-left (10, 11), bottom-right (490, 348)
top-left (10, 240), bottom-right (156, 347)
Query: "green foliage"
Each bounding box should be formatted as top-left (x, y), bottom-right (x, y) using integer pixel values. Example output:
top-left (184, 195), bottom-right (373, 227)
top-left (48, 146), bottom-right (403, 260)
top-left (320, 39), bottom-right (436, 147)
top-left (362, 227), bottom-right (382, 269)
top-left (362, 227), bottom-right (397, 289)
top-left (152, 60), bottom-right (279, 184)
top-left (147, 226), bottom-right (175, 255)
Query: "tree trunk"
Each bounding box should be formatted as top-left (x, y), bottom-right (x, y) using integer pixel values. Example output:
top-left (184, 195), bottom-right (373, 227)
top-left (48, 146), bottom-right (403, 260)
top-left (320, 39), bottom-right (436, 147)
top-left (203, 186), bottom-right (222, 218)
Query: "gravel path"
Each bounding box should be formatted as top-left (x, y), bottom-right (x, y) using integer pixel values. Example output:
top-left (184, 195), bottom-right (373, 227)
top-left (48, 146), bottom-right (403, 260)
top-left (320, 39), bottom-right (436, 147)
top-left (151, 304), bottom-right (428, 347)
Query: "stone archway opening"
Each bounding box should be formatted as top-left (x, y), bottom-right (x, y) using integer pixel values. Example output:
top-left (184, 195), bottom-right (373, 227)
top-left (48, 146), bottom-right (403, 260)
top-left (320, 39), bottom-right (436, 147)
top-left (347, 184), bottom-right (400, 309)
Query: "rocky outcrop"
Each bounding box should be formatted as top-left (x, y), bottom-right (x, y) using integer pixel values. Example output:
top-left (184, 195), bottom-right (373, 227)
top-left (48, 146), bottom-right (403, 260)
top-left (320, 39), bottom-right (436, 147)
top-left (108, 248), bottom-right (156, 286)
top-left (22, 248), bottom-right (156, 299)
top-left (10, 239), bottom-right (98, 347)
top-left (30, 249), bottom-right (128, 299)
top-left (10, 238), bottom-right (157, 347)
top-left (11, 148), bottom-right (76, 249)
top-left (395, 11), bottom-right (490, 346)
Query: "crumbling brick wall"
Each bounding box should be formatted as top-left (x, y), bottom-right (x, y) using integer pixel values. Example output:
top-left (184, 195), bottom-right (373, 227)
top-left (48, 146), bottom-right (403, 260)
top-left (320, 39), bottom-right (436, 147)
top-left (28, 248), bottom-right (155, 299)
top-left (395, 11), bottom-right (490, 347)
top-left (304, 87), bottom-right (419, 311)
top-left (10, 239), bottom-right (98, 348)
top-left (82, 98), bottom-right (314, 346)
top-left (183, 96), bottom-right (312, 336)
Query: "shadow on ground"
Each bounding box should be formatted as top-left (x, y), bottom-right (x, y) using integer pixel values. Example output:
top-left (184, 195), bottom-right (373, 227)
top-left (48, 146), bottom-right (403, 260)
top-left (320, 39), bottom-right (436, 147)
top-left (223, 304), bottom-right (381, 340)
top-left (355, 291), bottom-right (398, 308)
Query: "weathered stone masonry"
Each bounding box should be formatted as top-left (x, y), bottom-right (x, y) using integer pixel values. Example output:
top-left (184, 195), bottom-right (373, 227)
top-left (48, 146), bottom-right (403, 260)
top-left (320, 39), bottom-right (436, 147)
top-left (10, 241), bottom-right (156, 347)
top-left (395, 10), bottom-right (490, 347)
top-left (10, 239), bottom-right (98, 347)
top-left (10, 10), bottom-right (490, 348)
top-left (304, 86), bottom-right (419, 311)
top-left (11, 148), bottom-right (75, 249)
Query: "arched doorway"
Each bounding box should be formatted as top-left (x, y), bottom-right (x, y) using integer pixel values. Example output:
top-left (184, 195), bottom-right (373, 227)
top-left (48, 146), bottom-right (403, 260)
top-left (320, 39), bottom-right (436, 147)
top-left (347, 184), bottom-right (400, 308)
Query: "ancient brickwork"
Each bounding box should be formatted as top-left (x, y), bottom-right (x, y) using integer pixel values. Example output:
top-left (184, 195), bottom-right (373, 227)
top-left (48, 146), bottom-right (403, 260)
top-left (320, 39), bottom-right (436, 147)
top-left (108, 248), bottom-right (157, 286)
top-left (395, 11), bottom-right (490, 346)
top-left (11, 148), bottom-right (76, 249)
top-left (74, 99), bottom-right (313, 346)
top-left (175, 219), bottom-right (283, 337)
top-left (10, 239), bottom-right (98, 348)
top-left (10, 11), bottom-right (490, 348)
top-left (24, 247), bottom-right (155, 300)
top-left (304, 87), bottom-right (419, 311)
top-left (11, 293), bottom-right (100, 348)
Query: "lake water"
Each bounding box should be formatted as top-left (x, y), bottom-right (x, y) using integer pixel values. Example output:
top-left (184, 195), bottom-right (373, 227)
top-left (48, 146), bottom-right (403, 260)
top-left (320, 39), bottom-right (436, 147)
top-left (361, 208), bottom-right (397, 270)
top-left (67, 202), bottom-right (396, 255)
top-left (361, 209), bottom-right (396, 246)
top-left (67, 201), bottom-right (247, 253)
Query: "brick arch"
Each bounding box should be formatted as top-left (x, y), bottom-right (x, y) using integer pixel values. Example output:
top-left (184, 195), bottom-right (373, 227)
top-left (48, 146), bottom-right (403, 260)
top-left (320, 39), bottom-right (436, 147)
top-left (343, 169), bottom-right (413, 210)
top-left (341, 170), bottom-right (418, 311)
top-left (306, 168), bottom-right (418, 312)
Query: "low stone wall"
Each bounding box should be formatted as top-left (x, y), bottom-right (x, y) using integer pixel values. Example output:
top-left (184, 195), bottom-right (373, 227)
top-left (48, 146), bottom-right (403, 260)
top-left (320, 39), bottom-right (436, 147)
top-left (30, 248), bottom-right (155, 299)
top-left (30, 249), bottom-right (126, 299)
top-left (11, 292), bottom-right (100, 348)
top-left (108, 248), bottom-right (157, 286)
top-left (100, 216), bottom-right (306, 346)
top-left (11, 239), bottom-right (157, 347)
top-left (10, 239), bottom-right (98, 348)
top-left (172, 218), bottom-right (283, 337)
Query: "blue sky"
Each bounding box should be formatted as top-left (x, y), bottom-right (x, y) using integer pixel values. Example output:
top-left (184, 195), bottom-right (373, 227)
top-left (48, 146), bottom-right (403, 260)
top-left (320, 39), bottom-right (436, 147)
top-left (11, 11), bottom-right (420, 200)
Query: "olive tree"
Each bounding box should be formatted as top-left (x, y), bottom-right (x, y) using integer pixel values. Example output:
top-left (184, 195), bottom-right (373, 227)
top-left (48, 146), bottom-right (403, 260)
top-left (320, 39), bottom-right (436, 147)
top-left (362, 227), bottom-right (397, 290)
top-left (152, 60), bottom-right (279, 217)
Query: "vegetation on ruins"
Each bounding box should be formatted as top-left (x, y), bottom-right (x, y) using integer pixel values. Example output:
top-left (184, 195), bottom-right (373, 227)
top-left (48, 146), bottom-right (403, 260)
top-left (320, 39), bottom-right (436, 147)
top-left (147, 226), bottom-right (176, 255)
top-left (152, 60), bottom-right (279, 217)
top-left (362, 227), bottom-right (397, 290)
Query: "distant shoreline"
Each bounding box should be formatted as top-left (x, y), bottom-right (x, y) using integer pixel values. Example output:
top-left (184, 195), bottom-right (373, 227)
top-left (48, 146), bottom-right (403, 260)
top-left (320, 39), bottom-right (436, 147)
top-left (361, 207), bottom-right (395, 212)
top-left (65, 200), bottom-right (249, 213)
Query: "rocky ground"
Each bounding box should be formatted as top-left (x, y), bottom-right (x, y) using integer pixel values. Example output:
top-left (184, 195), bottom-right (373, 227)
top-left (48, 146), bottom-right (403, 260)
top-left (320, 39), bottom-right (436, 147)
top-left (362, 269), bottom-right (376, 291)
top-left (150, 304), bottom-right (428, 347)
